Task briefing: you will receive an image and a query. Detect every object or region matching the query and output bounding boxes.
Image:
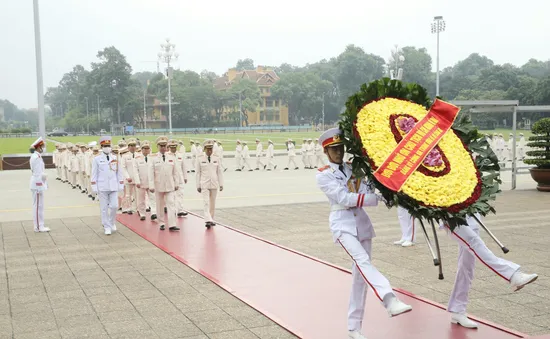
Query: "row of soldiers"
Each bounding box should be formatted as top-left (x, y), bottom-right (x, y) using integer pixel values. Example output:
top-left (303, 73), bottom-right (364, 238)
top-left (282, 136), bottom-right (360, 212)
top-left (52, 136), bottom-right (224, 234)
top-left (487, 133), bottom-right (527, 161)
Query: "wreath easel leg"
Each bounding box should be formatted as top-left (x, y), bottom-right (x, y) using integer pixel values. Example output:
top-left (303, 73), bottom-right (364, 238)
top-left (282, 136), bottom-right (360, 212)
top-left (429, 219), bottom-right (444, 280)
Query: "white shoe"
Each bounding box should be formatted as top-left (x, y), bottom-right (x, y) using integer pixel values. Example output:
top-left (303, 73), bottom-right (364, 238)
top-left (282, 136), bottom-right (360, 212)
top-left (451, 312), bottom-right (478, 329)
top-left (386, 298), bottom-right (412, 317)
top-left (401, 240), bottom-right (415, 247)
top-left (348, 330), bottom-right (368, 339)
top-left (510, 271), bottom-right (538, 291)
top-left (104, 229), bottom-right (112, 235)
top-left (35, 227), bottom-right (50, 233)
top-left (111, 225), bottom-right (117, 232)
top-left (393, 239), bottom-right (405, 245)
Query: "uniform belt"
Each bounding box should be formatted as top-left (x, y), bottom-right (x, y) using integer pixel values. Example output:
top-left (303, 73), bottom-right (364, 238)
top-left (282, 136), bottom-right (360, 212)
top-left (330, 204), bottom-right (350, 212)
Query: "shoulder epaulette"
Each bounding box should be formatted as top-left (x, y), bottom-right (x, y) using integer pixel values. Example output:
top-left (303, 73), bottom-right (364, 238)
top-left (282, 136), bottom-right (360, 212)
top-left (318, 165), bottom-right (330, 172)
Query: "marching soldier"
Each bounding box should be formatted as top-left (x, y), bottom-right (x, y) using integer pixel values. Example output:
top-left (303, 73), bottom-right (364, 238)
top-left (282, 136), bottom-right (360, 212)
top-left (190, 140), bottom-right (197, 172)
top-left (60, 144), bottom-right (69, 183)
top-left (116, 146), bottom-right (126, 210)
top-left (235, 140), bottom-right (243, 170)
top-left (255, 138), bottom-right (266, 170)
top-left (214, 140), bottom-right (227, 172)
top-left (314, 139), bottom-right (324, 167)
top-left (168, 139), bottom-right (189, 217)
top-left (265, 140), bottom-right (276, 170)
top-left (29, 137), bottom-right (50, 232)
top-left (148, 136), bottom-right (181, 231)
top-left (301, 138), bottom-right (309, 168)
top-left (91, 136), bottom-right (124, 235)
top-left (78, 143), bottom-right (88, 193)
top-left (133, 140), bottom-right (157, 220)
top-left (284, 138), bottom-right (298, 170)
top-left (88, 144), bottom-right (99, 200)
top-left (69, 145), bottom-right (80, 189)
top-left (316, 128), bottom-right (411, 339)
top-left (196, 140), bottom-right (224, 228)
top-left (241, 141), bottom-right (253, 171)
top-left (121, 138), bottom-right (138, 214)
top-left (306, 138), bottom-right (315, 168)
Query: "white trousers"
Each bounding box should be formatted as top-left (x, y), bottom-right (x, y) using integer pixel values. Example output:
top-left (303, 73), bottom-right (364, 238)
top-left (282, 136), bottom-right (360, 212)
top-left (136, 188), bottom-right (156, 216)
top-left (256, 155), bottom-right (265, 168)
top-left (80, 172), bottom-right (87, 190)
top-left (286, 155), bottom-right (297, 168)
top-left (397, 206), bottom-right (416, 242)
top-left (308, 154), bottom-right (314, 167)
top-left (176, 186), bottom-right (186, 213)
top-left (447, 216), bottom-right (520, 314)
top-left (202, 189), bottom-right (218, 222)
top-left (267, 157), bottom-right (276, 170)
top-left (156, 191), bottom-right (176, 227)
top-left (301, 154), bottom-right (309, 167)
top-left (242, 157), bottom-right (252, 170)
top-left (98, 191), bottom-right (118, 231)
top-left (338, 233), bottom-right (394, 331)
top-left (56, 166), bottom-right (61, 179)
top-left (235, 154), bottom-right (242, 168)
top-left (62, 167), bottom-right (68, 181)
top-left (31, 190), bottom-right (45, 231)
top-left (123, 184), bottom-right (136, 211)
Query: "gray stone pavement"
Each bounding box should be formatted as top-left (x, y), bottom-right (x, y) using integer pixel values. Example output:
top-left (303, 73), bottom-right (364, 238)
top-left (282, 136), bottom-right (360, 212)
top-left (0, 216), bottom-right (296, 339)
top-left (0, 165), bottom-right (548, 338)
top-left (213, 190), bottom-right (550, 337)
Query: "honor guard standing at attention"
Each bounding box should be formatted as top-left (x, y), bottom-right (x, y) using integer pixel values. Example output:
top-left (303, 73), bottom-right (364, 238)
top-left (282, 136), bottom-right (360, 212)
top-left (196, 139), bottom-right (224, 228)
top-left (121, 138), bottom-right (138, 214)
top-left (168, 139), bottom-right (189, 217)
top-left (316, 128), bottom-right (412, 339)
top-left (148, 136), bottom-right (181, 231)
top-left (30, 137), bottom-right (50, 232)
top-left (132, 140), bottom-right (157, 220)
top-left (91, 136), bottom-right (124, 235)
top-left (53, 143), bottom-right (61, 180)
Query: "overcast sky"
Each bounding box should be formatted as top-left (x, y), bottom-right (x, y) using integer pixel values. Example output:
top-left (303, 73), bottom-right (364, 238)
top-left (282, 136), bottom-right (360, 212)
top-left (2, 0), bottom-right (549, 109)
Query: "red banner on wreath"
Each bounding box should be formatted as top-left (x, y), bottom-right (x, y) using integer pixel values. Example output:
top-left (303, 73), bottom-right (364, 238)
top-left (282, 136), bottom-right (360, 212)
top-left (373, 99), bottom-right (461, 192)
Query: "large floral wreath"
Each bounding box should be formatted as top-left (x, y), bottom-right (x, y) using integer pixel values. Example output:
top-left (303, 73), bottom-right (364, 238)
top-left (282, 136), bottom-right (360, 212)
top-left (339, 78), bottom-right (501, 230)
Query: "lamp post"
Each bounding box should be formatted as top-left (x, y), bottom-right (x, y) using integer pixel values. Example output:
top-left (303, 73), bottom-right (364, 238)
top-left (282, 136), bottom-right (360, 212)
top-left (32, 0), bottom-right (46, 144)
top-left (431, 16), bottom-right (445, 97)
top-left (85, 97), bottom-right (89, 134)
top-left (158, 38), bottom-right (179, 135)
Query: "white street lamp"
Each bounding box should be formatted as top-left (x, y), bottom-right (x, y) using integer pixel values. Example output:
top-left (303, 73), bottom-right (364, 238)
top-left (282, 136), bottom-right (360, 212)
top-left (431, 16), bottom-right (446, 97)
top-left (158, 38), bottom-right (178, 135)
top-left (389, 45), bottom-right (405, 81)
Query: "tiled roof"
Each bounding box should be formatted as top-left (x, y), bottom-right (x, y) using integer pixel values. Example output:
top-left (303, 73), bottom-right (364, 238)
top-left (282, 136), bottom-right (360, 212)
top-left (214, 67), bottom-right (280, 90)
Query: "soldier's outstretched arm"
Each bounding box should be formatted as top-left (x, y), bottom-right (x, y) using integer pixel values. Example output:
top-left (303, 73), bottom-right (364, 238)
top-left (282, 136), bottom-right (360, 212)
top-left (316, 171), bottom-right (378, 208)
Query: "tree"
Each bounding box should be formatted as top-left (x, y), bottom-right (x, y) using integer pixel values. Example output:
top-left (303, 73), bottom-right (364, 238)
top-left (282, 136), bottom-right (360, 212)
top-left (229, 79), bottom-right (261, 126)
top-left (235, 58), bottom-right (255, 71)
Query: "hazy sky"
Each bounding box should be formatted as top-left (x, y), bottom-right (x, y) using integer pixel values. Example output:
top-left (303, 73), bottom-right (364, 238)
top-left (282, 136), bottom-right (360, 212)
top-left (2, 0), bottom-right (549, 109)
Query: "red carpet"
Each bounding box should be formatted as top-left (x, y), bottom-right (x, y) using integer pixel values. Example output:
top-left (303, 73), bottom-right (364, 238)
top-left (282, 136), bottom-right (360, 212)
top-left (117, 212), bottom-right (529, 339)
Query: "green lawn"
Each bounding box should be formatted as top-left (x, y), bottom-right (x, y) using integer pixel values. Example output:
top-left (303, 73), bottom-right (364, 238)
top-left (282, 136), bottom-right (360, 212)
top-left (0, 132), bottom-right (322, 155)
top-left (0, 128), bottom-right (533, 155)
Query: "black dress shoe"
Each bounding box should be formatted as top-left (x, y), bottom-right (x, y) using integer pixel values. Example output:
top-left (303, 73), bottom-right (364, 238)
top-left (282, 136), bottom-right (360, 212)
top-left (146, 208), bottom-right (151, 212)
top-left (127, 211), bottom-right (133, 215)
top-left (140, 216), bottom-right (146, 221)
top-left (164, 207), bottom-right (167, 213)
top-left (169, 226), bottom-right (180, 231)
top-left (151, 214), bottom-right (157, 220)
top-left (177, 212), bottom-right (188, 217)
top-left (160, 225), bottom-right (165, 230)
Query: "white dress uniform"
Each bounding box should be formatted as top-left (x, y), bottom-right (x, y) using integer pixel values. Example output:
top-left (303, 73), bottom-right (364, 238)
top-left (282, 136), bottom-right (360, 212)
top-left (241, 142), bottom-right (252, 171)
top-left (301, 141), bottom-right (309, 168)
top-left (507, 134), bottom-right (515, 161)
top-left (53, 146), bottom-right (61, 180)
top-left (518, 134), bottom-right (526, 159)
top-left (196, 140), bottom-right (224, 227)
top-left (190, 142), bottom-right (197, 172)
top-left (285, 140), bottom-right (298, 170)
top-left (148, 136), bottom-right (181, 231)
top-left (214, 142), bottom-right (226, 171)
top-left (266, 141), bottom-right (276, 170)
top-left (29, 137), bottom-right (49, 232)
top-left (306, 139), bottom-right (315, 167)
top-left (132, 142), bottom-right (157, 219)
top-left (443, 214), bottom-right (538, 328)
top-left (121, 140), bottom-right (138, 213)
top-left (316, 128), bottom-right (412, 338)
top-left (255, 140), bottom-right (265, 169)
top-left (170, 147), bottom-right (189, 216)
top-left (235, 141), bottom-right (243, 169)
top-left (314, 141), bottom-right (324, 167)
top-left (91, 137), bottom-right (124, 235)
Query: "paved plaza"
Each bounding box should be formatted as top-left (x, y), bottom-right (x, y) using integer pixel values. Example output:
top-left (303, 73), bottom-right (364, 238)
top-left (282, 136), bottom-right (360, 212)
top-left (0, 156), bottom-right (549, 338)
